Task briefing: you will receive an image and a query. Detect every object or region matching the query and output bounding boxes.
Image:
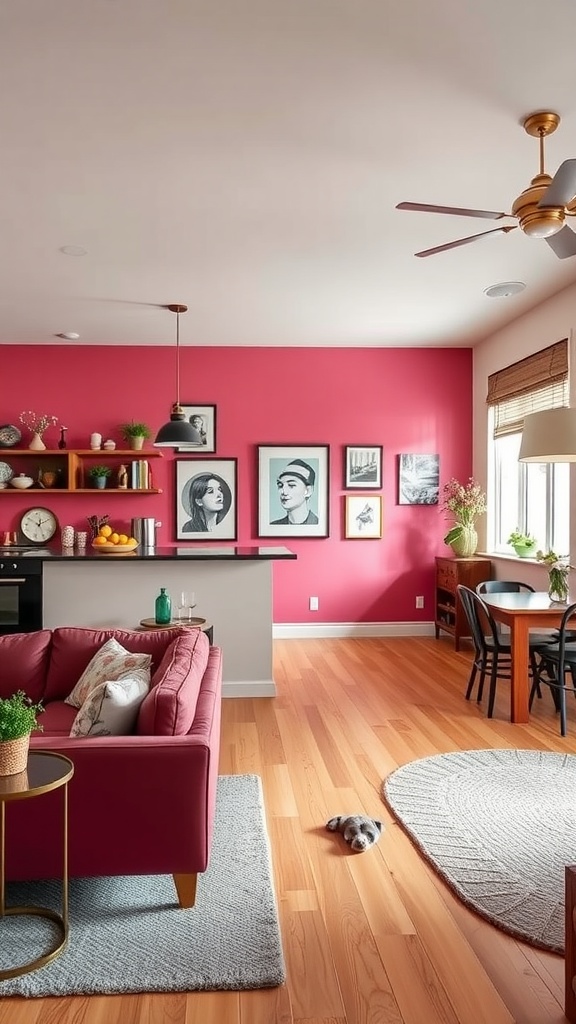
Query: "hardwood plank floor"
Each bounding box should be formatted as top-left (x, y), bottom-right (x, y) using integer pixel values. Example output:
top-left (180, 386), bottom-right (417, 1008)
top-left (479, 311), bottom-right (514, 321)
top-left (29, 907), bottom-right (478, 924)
top-left (1, 636), bottom-right (573, 1024)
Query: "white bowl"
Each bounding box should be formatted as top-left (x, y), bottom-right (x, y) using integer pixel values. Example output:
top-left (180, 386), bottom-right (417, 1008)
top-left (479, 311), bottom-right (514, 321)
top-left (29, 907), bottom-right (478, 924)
top-left (10, 475), bottom-right (34, 489)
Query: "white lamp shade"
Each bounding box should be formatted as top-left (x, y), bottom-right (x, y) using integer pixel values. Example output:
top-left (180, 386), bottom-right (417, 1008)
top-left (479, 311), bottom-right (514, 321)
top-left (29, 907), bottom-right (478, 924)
top-left (518, 407), bottom-right (576, 462)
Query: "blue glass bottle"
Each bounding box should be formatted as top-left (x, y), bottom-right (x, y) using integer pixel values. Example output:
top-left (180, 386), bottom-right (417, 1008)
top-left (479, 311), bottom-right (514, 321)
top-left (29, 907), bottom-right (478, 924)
top-left (155, 587), bottom-right (172, 625)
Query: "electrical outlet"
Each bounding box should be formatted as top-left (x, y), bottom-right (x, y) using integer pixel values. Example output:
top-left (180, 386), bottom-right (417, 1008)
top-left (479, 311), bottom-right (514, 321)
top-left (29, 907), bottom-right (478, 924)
top-left (309, 596), bottom-right (319, 611)
top-left (416, 596), bottom-right (424, 609)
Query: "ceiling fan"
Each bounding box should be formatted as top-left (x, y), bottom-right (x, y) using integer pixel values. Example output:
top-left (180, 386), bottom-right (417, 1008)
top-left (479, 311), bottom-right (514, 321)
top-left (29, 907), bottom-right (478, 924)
top-left (396, 111), bottom-right (576, 259)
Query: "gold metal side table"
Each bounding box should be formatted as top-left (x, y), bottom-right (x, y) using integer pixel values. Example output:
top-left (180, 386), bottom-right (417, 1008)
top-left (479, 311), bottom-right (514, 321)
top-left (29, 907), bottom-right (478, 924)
top-left (0, 750), bottom-right (74, 979)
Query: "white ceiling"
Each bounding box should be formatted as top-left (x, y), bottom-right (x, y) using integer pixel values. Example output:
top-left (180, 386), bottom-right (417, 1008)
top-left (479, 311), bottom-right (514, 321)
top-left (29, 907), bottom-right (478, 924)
top-left (4, 0), bottom-right (576, 348)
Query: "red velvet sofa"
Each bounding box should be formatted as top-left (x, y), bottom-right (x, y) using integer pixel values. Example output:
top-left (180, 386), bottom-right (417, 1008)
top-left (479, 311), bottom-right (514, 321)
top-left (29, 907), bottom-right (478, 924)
top-left (0, 625), bottom-right (222, 908)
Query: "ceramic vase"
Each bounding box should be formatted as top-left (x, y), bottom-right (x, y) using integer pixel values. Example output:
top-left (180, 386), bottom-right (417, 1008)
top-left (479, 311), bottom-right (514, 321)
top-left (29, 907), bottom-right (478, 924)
top-left (28, 432), bottom-right (46, 451)
top-left (449, 525), bottom-right (478, 558)
top-left (94, 477), bottom-right (107, 489)
top-left (130, 436), bottom-right (145, 451)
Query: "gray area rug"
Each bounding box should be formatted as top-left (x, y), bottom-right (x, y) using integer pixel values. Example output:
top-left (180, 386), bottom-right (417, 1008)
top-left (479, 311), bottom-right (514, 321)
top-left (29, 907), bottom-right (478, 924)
top-left (382, 748), bottom-right (576, 954)
top-left (0, 774), bottom-right (285, 996)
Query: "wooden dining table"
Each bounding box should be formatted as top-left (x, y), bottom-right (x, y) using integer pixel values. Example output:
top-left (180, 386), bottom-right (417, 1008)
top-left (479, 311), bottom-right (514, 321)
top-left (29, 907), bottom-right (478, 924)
top-left (482, 591), bottom-right (570, 723)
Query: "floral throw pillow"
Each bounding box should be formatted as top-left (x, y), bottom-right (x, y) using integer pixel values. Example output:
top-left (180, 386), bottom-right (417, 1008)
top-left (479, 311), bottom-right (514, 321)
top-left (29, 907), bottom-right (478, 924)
top-left (70, 676), bottom-right (150, 737)
top-left (65, 638), bottom-right (152, 709)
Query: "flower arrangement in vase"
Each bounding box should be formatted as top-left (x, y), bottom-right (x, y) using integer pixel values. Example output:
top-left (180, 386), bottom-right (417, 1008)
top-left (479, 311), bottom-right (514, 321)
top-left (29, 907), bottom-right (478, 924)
top-left (441, 477), bottom-right (487, 557)
top-left (536, 549), bottom-right (573, 603)
top-left (19, 410), bottom-right (58, 451)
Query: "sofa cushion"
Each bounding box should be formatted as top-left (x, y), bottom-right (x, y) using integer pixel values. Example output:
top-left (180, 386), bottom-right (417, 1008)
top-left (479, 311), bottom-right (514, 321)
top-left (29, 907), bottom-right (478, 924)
top-left (38, 700), bottom-right (78, 736)
top-left (65, 637), bottom-right (151, 709)
top-left (70, 676), bottom-right (150, 737)
top-left (137, 628), bottom-right (209, 736)
top-left (0, 630), bottom-right (52, 703)
top-left (44, 627), bottom-right (188, 702)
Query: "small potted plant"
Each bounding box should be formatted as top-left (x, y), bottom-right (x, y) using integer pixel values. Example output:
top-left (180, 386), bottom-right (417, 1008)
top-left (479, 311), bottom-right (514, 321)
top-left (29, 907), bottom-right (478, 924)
top-left (89, 465), bottom-right (112, 489)
top-left (0, 690), bottom-right (43, 776)
top-left (119, 420), bottom-right (151, 451)
top-left (507, 529), bottom-right (538, 558)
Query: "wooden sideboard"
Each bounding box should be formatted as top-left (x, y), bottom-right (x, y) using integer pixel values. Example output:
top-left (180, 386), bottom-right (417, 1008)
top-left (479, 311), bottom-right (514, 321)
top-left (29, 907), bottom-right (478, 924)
top-left (434, 556), bottom-right (492, 650)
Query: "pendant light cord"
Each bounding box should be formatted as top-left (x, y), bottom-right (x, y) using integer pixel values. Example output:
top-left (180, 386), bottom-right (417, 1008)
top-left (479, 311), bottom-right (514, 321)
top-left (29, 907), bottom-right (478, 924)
top-left (175, 308), bottom-right (180, 408)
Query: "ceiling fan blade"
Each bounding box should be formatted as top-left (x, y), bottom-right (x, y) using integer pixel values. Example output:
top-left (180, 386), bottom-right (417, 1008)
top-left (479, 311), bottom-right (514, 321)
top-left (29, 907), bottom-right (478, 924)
top-left (396, 201), bottom-right (508, 220)
top-left (415, 225), bottom-right (516, 258)
top-left (543, 224), bottom-right (576, 259)
top-left (539, 160), bottom-right (576, 209)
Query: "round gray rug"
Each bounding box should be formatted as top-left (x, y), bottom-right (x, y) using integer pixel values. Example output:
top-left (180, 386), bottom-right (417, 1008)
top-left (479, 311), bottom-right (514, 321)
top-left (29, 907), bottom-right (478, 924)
top-left (382, 749), bottom-right (576, 953)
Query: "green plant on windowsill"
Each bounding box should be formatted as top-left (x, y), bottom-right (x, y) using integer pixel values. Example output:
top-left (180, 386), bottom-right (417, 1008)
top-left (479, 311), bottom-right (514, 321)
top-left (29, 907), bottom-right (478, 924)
top-left (507, 529), bottom-right (538, 557)
top-left (0, 691), bottom-right (43, 742)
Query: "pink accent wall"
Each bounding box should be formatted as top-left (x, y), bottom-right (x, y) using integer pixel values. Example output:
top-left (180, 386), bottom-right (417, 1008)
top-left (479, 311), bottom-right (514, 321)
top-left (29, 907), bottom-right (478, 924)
top-left (1, 345), bottom-right (472, 622)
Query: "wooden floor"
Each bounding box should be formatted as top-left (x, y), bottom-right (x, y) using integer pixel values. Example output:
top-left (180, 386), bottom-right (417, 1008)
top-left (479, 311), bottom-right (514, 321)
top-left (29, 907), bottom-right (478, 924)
top-left (2, 635), bottom-right (575, 1024)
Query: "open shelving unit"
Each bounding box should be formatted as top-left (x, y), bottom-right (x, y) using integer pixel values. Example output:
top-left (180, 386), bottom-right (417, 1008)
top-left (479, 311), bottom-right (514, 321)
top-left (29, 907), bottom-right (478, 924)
top-left (0, 449), bottom-right (164, 494)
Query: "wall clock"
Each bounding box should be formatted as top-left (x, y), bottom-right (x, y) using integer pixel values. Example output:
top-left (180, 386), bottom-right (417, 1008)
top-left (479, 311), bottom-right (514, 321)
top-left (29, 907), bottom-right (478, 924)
top-left (20, 507), bottom-right (59, 545)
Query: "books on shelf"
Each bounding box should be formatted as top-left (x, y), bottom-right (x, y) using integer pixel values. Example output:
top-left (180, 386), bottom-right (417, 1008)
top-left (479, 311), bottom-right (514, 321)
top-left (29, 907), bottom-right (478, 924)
top-left (130, 460), bottom-right (151, 489)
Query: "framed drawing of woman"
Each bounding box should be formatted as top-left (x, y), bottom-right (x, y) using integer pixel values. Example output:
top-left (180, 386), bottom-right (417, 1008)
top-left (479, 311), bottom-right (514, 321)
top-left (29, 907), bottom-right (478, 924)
top-left (176, 458), bottom-right (237, 540)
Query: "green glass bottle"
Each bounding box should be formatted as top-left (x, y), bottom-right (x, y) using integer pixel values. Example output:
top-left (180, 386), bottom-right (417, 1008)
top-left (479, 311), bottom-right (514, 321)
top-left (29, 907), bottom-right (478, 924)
top-left (155, 587), bottom-right (172, 625)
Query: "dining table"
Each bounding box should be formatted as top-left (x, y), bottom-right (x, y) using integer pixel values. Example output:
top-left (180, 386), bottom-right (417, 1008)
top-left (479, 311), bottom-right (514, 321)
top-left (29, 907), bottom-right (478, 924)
top-left (482, 591), bottom-right (571, 723)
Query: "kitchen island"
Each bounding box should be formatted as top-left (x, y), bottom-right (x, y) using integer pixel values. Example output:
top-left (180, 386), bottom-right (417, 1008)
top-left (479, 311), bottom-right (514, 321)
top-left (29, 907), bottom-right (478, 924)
top-left (38, 545), bottom-right (296, 697)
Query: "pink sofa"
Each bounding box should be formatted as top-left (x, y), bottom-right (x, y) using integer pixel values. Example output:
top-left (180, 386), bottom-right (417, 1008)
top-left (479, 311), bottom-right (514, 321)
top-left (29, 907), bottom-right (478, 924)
top-left (0, 625), bottom-right (222, 908)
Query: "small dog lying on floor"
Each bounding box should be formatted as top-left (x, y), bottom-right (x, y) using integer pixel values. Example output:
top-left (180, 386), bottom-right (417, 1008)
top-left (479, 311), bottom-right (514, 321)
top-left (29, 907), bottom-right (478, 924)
top-left (326, 814), bottom-right (384, 852)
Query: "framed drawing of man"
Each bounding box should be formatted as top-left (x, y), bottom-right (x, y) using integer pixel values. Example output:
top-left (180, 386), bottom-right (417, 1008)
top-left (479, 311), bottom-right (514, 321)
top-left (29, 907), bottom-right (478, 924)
top-left (176, 458), bottom-right (237, 540)
top-left (177, 404), bottom-right (217, 453)
top-left (258, 445), bottom-right (329, 538)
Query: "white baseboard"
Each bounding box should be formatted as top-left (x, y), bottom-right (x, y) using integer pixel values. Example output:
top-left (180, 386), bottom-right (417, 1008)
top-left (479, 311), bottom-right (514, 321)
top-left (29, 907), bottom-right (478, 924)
top-left (222, 679), bottom-right (277, 698)
top-left (272, 621), bottom-right (435, 639)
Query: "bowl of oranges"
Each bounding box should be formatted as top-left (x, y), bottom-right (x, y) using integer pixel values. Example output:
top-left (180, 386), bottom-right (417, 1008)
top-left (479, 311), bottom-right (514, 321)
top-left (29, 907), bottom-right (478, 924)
top-left (92, 524), bottom-right (139, 555)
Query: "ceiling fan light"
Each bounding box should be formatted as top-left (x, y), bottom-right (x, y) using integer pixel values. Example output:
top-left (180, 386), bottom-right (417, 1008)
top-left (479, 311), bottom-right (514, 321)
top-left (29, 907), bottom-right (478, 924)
top-left (521, 209), bottom-right (564, 238)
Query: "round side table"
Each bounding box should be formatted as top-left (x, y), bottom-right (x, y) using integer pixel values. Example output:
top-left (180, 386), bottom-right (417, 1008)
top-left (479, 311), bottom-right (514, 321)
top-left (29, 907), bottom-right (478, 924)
top-left (0, 750), bottom-right (74, 979)
top-left (137, 618), bottom-right (214, 645)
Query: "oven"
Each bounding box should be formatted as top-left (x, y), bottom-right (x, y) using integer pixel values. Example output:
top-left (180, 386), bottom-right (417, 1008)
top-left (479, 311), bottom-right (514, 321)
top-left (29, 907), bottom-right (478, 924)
top-left (0, 555), bottom-right (43, 634)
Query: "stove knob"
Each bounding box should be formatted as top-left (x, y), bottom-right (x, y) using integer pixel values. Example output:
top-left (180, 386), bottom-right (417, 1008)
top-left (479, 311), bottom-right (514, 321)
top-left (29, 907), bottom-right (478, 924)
top-left (12, 563), bottom-right (17, 570)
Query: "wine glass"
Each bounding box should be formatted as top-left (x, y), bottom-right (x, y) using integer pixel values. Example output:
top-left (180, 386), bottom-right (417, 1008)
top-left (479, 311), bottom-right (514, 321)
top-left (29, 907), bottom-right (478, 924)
top-left (177, 591), bottom-right (196, 622)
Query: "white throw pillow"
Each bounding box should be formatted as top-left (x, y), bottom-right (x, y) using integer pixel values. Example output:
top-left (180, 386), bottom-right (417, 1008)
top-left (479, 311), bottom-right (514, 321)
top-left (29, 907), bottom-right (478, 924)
top-left (70, 676), bottom-right (150, 737)
top-left (65, 638), bottom-right (152, 709)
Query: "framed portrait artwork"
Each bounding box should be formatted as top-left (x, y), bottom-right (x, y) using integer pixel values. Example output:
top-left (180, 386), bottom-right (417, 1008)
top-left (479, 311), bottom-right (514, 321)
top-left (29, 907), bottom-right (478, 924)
top-left (344, 445), bottom-right (382, 489)
top-left (398, 453), bottom-right (440, 505)
top-left (345, 495), bottom-right (383, 539)
top-left (175, 458), bottom-right (237, 541)
top-left (176, 404), bottom-right (217, 453)
top-left (258, 445), bottom-right (330, 538)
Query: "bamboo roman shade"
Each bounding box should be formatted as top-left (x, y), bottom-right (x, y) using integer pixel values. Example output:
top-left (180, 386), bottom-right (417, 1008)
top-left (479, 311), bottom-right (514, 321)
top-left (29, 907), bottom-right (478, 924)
top-left (486, 339), bottom-right (569, 438)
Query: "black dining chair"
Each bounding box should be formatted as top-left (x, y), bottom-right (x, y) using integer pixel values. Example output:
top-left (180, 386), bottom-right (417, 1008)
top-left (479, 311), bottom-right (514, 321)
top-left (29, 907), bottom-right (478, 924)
top-left (531, 602), bottom-right (576, 736)
top-left (457, 584), bottom-right (553, 719)
top-left (476, 579), bottom-right (560, 648)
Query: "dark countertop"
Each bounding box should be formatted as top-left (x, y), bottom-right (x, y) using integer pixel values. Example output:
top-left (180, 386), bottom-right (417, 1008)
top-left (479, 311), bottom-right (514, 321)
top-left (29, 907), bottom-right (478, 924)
top-left (0, 544), bottom-right (296, 562)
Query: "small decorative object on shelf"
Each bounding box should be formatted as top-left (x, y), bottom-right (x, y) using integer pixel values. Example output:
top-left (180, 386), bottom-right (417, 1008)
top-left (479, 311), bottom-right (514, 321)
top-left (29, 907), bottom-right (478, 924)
top-left (155, 587), bottom-right (172, 625)
top-left (58, 426), bottom-right (68, 450)
top-left (507, 529), bottom-right (538, 558)
top-left (0, 424), bottom-right (22, 448)
top-left (19, 411), bottom-right (58, 451)
top-left (90, 432), bottom-right (102, 450)
top-left (117, 464), bottom-right (128, 489)
top-left (441, 477), bottom-right (487, 557)
top-left (0, 690), bottom-right (44, 777)
top-left (536, 549), bottom-right (573, 603)
top-left (120, 420), bottom-right (151, 451)
top-left (103, 439), bottom-right (116, 451)
top-left (89, 465), bottom-right (111, 489)
top-left (76, 531), bottom-right (87, 549)
top-left (61, 525), bottom-right (75, 547)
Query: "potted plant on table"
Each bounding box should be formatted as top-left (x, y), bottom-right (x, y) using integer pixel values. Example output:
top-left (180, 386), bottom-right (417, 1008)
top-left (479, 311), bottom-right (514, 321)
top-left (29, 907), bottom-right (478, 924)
top-left (0, 690), bottom-right (43, 776)
top-left (89, 465), bottom-right (112, 489)
top-left (119, 420), bottom-right (151, 451)
top-left (441, 477), bottom-right (487, 557)
top-left (507, 529), bottom-right (538, 558)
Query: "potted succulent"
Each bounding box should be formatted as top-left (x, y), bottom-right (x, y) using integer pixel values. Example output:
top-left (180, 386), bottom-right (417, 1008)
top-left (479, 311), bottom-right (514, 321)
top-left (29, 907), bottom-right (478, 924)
top-left (89, 465), bottom-right (112, 489)
top-left (507, 529), bottom-right (538, 558)
top-left (119, 420), bottom-right (151, 451)
top-left (0, 690), bottom-right (43, 775)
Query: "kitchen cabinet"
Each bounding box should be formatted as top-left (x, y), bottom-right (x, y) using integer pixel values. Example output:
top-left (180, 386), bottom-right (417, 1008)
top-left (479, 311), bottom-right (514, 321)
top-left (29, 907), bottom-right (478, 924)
top-left (435, 555), bottom-right (492, 650)
top-left (0, 450), bottom-right (163, 494)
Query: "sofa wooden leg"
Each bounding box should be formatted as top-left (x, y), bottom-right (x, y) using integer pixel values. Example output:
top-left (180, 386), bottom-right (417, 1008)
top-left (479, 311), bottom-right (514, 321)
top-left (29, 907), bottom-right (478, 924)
top-left (566, 866), bottom-right (576, 1022)
top-left (173, 872), bottom-right (197, 909)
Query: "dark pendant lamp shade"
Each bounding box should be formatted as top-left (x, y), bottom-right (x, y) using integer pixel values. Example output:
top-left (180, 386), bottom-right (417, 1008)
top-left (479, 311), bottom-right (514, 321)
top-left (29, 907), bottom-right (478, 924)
top-left (154, 303), bottom-right (199, 447)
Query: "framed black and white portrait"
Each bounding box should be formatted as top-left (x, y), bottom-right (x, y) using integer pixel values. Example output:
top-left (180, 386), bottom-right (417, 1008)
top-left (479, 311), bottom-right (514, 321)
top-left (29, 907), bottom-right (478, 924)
top-left (177, 404), bottom-right (217, 453)
top-left (344, 445), bottom-right (382, 489)
top-left (345, 494), bottom-right (383, 539)
top-left (258, 445), bottom-right (329, 538)
top-left (176, 458), bottom-right (237, 540)
top-left (398, 453), bottom-right (440, 505)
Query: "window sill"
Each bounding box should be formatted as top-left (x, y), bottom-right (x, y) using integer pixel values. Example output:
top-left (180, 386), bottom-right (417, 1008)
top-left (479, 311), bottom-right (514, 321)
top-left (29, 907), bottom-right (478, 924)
top-left (479, 551), bottom-right (540, 565)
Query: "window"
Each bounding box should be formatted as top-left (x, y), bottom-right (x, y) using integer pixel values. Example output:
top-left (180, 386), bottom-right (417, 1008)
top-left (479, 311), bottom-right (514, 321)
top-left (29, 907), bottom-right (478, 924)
top-left (487, 340), bottom-right (569, 555)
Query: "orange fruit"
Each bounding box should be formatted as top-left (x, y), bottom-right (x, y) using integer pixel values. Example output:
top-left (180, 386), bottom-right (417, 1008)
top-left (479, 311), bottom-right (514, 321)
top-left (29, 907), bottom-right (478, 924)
top-left (93, 536), bottom-right (107, 546)
top-left (109, 533), bottom-right (120, 545)
top-left (118, 534), bottom-right (129, 546)
top-left (128, 537), bottom-right (137, 545)
top-left (99, 525), bottom-right (112, 538)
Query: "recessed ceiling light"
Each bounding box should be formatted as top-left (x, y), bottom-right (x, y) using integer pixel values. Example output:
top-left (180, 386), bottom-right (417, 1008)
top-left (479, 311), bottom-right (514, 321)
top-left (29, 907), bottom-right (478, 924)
top-left (59, 245), bottom-right (87, 256)
top-left (55, 332), bottom-right (80, 340)
top-left (483, 281), bottom-right (526, 299)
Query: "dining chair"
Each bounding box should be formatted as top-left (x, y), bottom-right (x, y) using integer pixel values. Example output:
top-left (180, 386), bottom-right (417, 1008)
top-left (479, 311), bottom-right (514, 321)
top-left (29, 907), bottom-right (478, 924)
top-left (476, 579), bottom-right (561, 647)
top-left (531, 602), bottom-right (576, 736)
top-left (457, 585), bottom-right (552, 719)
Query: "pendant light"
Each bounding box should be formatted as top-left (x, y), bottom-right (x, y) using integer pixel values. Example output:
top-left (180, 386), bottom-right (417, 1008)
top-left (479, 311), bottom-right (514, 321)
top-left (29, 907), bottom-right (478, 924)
top-left (154, 303), bottom-right (199, 447)
top-left (519, 407), bottom-right (576, 462)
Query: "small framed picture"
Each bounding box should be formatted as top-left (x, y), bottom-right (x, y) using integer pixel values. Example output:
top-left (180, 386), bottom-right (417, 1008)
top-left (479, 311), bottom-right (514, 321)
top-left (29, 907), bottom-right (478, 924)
top-left (175, 458), bottom-right (237, 540)
top-left (345, 495), bottom-right (383, 539)
top-left (344, 445), bottom-right (382, 489)
top-left (258, 445), bottom-right (329, 538)
top-left (398, 453), bottom-right (440, 505)
top-left (177, 404), bottom-right (217, 453)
